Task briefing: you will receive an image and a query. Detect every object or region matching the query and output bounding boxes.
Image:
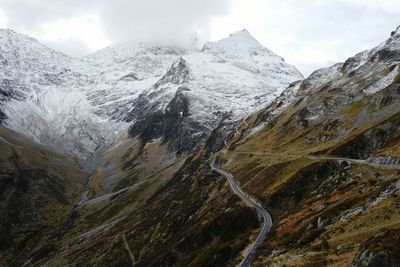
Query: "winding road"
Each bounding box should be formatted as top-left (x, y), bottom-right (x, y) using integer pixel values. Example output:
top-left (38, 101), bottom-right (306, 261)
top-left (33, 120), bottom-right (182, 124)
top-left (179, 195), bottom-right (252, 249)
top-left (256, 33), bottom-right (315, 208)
top-left (231, 151), bottom-right (400, 170)
top-left (211, 158), bottom-right (272, 267)
top-left (210, 148), bottom-right (399, 266)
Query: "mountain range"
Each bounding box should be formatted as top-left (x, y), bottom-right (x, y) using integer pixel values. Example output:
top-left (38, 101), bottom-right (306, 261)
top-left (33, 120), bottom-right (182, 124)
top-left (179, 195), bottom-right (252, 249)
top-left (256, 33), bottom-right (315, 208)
top-left (0, 26), bottom-right (399, 267)
top-left (0, 28), bottom-right (302, 159)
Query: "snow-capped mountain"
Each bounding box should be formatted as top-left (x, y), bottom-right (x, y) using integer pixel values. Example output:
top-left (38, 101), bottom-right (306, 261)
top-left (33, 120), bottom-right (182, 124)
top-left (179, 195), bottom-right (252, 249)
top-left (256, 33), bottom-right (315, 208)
top-left (126, 30), bottom-right (303, 152)
top-left (0, 29), bottom-right (127, 160)
top-left (250, 25), bottom-right (400, 142)
top-left (0, 28), bottom-right (303, 159)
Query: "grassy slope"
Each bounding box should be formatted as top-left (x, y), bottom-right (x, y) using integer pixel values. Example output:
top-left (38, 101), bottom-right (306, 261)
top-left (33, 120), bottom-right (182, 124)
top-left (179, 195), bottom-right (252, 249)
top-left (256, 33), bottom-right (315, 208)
top-left (220, 68), bottom-right (400, 266)
top-left (40, 144), bottom-right (261, 267)
top-left (0, 126), bottom-right (87, 266)
top-left (3, 67), bottom-right (399, 266)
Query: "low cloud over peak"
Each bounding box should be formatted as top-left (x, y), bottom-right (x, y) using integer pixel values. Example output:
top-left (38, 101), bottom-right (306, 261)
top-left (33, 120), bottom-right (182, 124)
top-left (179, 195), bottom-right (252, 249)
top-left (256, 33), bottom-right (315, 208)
top-left (0, 0), bottom-right (399, 75)
top-left (0, 0), bottom-right (233, 55)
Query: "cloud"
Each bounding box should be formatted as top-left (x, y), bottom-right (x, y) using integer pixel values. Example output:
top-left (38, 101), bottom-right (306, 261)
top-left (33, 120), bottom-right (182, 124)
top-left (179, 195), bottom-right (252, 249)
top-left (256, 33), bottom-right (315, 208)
top-left (211, 0), bottom-right (400, 75)
top-left (100, 0), bottom-right (233, 47)
top-left (0, 0), bottom-right (233, 55)
top-left (39, 14), bottom-right (109, 55)
top-left (0, 0), bottom-right (398, 75)
top-left (0, 0), bottom-right (97, 31)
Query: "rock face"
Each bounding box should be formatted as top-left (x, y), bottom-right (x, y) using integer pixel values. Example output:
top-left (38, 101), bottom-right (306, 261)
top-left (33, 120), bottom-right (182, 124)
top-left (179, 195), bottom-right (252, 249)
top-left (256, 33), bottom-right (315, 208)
top-left (352, 250), bottom-right (391, 267)
top-left (2, 24), bottom-right (400, 267)
top-left (253, 23), bottom-right (400, 140)
top-left (124, 30), bottom-right (304, 152)
top-left (220, 26), bottom-right (400, 267)
top-left (351, 228), bottom-right (400, 267)
top-left (0, 109), bottom-right (6, 123)
top-left (0, 28), bottom-right (302, 158)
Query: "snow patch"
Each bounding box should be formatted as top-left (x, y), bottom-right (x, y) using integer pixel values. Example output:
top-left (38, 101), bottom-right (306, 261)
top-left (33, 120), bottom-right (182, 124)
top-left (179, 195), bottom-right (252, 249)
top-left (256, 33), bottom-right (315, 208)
top-left (363, 65), bottom-right (399, 95)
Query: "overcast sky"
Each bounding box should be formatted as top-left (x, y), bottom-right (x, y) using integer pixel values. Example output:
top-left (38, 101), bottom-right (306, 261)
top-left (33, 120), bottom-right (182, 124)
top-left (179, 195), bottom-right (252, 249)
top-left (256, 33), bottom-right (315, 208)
top-left (0, 0), bottom-right (399, 76)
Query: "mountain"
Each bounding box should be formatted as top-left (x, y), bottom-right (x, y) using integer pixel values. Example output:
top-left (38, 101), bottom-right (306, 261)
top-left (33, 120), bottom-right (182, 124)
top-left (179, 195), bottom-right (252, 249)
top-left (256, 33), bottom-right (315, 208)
top-left (0, 28), bottom-right (302, 159)
top-left (210, 25), bottom-right (400, 266)
top-left (0, 125), bottom-right (88, 265)
top-left (0, 29), bottom-right (123, 160)
top-left (1, 25), bottom-right (400, 267)
top-left (38, 26), bottom-right (399, 267)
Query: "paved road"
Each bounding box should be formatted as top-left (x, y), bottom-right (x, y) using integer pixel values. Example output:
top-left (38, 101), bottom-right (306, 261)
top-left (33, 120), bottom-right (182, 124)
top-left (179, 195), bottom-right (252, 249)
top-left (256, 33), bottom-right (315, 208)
top-left (211, 150), bottom-right (399, 266)
top-left (231, 151), bottom-right (400, 170)
top-left (211, 158), bottom-right (272, 267)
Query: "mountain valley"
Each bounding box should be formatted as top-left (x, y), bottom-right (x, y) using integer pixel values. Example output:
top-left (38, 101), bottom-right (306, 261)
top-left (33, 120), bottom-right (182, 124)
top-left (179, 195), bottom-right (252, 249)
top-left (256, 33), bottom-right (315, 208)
top-left (0, 26), bottom-right (400, 267)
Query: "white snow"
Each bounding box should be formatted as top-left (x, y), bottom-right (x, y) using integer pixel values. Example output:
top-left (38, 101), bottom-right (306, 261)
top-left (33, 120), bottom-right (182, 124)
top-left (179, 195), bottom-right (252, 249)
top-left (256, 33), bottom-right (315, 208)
top-left (0, 28), bottom-right (303, 158)
top-left (2, 25), bottom-right (399, 159)
top-left (363, 65), bottom-right (399, 95)
top-left (136, 30), bottom-right (303, 132)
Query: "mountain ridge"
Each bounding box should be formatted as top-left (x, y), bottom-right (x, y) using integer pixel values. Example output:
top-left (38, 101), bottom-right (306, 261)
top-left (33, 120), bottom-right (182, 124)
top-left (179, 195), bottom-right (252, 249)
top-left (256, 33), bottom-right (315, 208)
top-left (1, 25), bottom-right (399, 267)
top-left (0, 27), bottom-right (302, 159)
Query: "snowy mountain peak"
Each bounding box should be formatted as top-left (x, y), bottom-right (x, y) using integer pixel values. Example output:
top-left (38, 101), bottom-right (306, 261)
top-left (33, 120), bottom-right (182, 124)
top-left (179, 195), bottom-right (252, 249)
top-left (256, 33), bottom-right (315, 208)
top-left (83, 41), bottom-right (185, 62)
top-left (0, 28), bottom-right (303, 158)
top-left (227, 28), bottom-right (260, 43)
top-left (154, 57), bottom-right (192, 88)
top-left (0, 28), bottom-right (38, 43)
top-left (0, 28), bottom-right (69, 61)
top-left (366, 25), bottom-right (400, 65)
top-left (202, 29), bottom-right (265, 54)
